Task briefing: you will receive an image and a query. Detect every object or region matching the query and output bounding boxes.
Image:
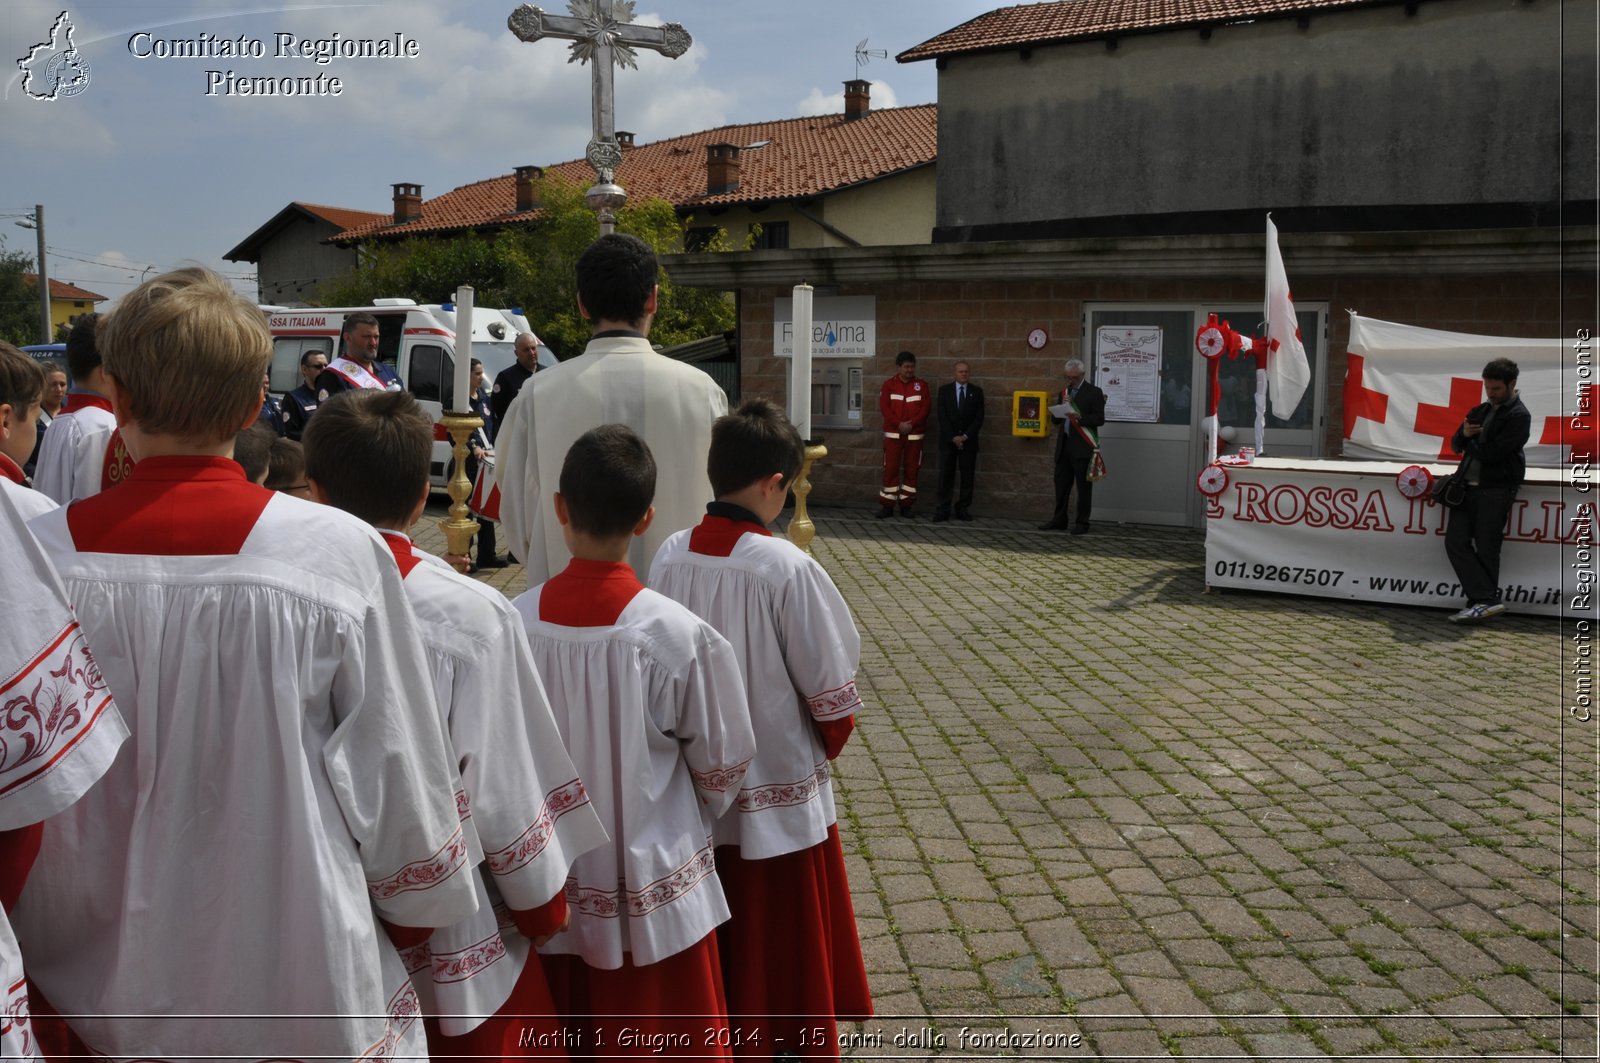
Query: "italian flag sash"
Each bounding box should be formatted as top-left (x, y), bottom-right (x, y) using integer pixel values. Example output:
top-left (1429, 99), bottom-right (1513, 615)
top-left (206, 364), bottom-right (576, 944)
top-left (1065, 389), bottom-right (1108, 482)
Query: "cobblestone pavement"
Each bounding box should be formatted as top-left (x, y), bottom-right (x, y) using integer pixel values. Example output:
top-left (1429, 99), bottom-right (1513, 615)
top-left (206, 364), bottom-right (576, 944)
top-left (415, 503), bottom-right (1596, 1060)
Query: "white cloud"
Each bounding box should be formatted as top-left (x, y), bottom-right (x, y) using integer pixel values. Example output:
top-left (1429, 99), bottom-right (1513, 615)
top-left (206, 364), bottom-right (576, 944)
top-left (795, 79), bottom-right (898, 117)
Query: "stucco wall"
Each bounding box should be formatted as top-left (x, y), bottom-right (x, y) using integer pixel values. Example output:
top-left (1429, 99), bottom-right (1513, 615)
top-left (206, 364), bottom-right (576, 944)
top-left (685, 167), bottom-right (937, 251)
top-left (933, 0), bottom-right (1593, 231)
top-left (257, 217), bottom-right (360, 305)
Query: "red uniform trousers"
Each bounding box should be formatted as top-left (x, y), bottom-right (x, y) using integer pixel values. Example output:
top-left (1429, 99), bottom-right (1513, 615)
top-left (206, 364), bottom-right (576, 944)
top-left (879, 433), bottom-right (924, 512)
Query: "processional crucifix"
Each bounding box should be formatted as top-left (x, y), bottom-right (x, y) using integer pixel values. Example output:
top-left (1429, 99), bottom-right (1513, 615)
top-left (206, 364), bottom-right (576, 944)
top-left (508, 0), bottom-right (692, 235)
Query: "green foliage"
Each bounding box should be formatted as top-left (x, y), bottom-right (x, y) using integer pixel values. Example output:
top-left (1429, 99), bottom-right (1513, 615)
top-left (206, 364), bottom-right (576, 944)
top-left (318, 175), bottom-right (737, 359)
top-left (0, 239), bottom-right (41, 347)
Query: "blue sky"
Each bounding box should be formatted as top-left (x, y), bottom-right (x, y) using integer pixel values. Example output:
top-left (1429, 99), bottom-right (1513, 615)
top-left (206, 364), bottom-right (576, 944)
top-left (0, 0), bottom-right (995, 312)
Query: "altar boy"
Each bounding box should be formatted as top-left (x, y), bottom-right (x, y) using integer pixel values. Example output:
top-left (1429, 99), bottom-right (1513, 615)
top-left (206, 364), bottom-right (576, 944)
top-left (304, 388), bottom-right (609, 1057)
top-left (512, 424), bottom-right (754, 1059)
top-left (11, 267), bottom-right (478, 1060)
top-left (650, 398), bottom-right (873, 1059)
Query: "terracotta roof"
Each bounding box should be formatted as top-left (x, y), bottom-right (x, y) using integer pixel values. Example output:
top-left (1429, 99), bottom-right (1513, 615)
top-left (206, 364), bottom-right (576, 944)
top-left (332, 104), bottom-right (938, 244)
top-left (24, 275), bottom-right (106, 302)
top-left (223, 202), bottom-right (389, 262)
top-left (898, 0), bottom-right (1390, 61)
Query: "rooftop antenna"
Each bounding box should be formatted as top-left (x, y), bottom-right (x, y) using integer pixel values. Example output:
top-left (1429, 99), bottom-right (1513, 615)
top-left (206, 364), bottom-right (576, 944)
top-left (854, 38), bottom-right (886, 79)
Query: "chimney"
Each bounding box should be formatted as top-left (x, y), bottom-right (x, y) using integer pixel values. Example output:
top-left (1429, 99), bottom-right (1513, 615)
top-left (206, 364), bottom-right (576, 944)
top-left (844, 79), bottom-right (871, 121)
top-left (392, 182), bottom-right (422, 224)
top-left (514, 165), bottom-right (544, 212)
top-left (616, 130), bottom-right (635, 149)
top-left (706, 143), bottom-right (741, 195)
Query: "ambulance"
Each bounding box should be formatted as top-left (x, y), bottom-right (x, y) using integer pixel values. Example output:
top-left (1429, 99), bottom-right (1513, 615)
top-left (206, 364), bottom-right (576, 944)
top-left (266, 299), bottom-right (555, 486)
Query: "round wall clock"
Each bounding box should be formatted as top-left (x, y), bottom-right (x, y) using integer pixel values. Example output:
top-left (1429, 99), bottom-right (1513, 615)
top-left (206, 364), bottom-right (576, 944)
top-left (1027, 328), bottom-right (1049, 350)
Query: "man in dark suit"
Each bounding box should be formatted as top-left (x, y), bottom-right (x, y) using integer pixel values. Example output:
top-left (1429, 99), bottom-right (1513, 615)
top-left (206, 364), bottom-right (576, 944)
top-left (933, 361), bottom-right (984, 522)
top-left (1040, 358), bottom-right (1106, 534)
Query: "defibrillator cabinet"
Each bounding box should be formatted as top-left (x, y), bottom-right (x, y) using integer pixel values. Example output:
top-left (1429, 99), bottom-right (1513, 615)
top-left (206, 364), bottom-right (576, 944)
top-left (1012, 390), bottom-right (1049, 437)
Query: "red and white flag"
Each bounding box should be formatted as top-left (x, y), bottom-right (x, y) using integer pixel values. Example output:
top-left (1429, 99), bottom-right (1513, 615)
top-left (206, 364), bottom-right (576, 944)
top-left (1265, 215), bottom-right (1312, 417)
top-left (1343, 314), bottom-right (1574, 465)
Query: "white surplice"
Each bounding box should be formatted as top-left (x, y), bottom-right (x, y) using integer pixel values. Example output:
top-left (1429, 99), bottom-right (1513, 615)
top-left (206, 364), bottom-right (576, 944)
top-left (650, 529), bottom-right (864, 858)
top-left (14, 474), bottom-right (479, 1063)
top-left (511, 584), bottom-right (755, 968)
top-left (30, 400), bottom-right (115, 504)
top-left (379, 533), bottom-right (608, 1035)
top-left (495, 336), bottom-right (729, 587)
top-left (0, 479), bottom-right (55, 524)
top-left (0, 486), bottom-right (127, 1062)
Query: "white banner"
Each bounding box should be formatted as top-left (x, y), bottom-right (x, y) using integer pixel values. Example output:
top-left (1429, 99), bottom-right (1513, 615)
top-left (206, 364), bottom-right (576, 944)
top-left (1343, 315), bottom-right (1578, 465)
top-left (1205, 457), bottom-right (1593, 618)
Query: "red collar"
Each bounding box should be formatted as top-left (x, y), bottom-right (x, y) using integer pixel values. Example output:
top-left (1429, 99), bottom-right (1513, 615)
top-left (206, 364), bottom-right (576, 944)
top-left (688, 514), bottom-right (771, 557)
top-left (61, 392), bottom-right (113, 416)
top-left (539, 558), bottom-right (644, 626)
top-left (66, 456), bottom-right (271, 555)
top-left (0, 453), bottom-right (24, 486)
top-left (378, 530), bottom-right (423, 578)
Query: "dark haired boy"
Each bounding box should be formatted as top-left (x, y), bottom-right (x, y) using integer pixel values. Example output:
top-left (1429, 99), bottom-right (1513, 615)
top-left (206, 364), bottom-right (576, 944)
top-left (512, 423), bottom-right (754, 1059)
top-left (650, 398), bottom-right (872, 1058)
top-left (33, 313), bottom-right (127, 503)
top-left (304, 389), bottom-right (607, 1056)
top-left (0, 341), bottom-right (53, 518)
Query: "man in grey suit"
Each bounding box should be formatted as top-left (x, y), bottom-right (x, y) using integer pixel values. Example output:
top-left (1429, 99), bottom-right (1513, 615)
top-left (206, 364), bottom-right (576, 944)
top-left (932, 361), bottom-right (984, 522)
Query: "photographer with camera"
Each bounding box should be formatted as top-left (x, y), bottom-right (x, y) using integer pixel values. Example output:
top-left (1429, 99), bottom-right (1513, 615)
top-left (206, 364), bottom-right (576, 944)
top-left (1444, 358), bottom-right (1530, 624)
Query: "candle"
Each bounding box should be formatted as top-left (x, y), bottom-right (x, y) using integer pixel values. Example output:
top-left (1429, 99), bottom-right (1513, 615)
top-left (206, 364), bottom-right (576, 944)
top-left (453, 285), bottom-right (474, 413)
top-left (791, 282), bottom-right (813, 441)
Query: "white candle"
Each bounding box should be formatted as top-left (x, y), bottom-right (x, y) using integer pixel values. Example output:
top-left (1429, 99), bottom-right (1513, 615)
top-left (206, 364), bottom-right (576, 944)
top-left (791, 282), bottom-right (813, 440)
top-left (453, 285), bottom-right (474, 412)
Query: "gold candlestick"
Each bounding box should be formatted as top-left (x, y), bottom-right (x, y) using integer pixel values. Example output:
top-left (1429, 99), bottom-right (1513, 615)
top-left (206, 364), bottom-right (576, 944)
top-left (438, 411), bottom-right (483, 574)
top-left (787, 442), bottom-right (827, 553)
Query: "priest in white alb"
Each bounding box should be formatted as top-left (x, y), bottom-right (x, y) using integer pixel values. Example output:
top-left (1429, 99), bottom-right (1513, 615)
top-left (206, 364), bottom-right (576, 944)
top-left (496, 233), bottom-right (728, 587)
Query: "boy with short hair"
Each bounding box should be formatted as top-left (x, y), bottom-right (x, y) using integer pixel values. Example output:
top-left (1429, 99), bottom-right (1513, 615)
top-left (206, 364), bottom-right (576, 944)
top-left (13, 267), bottom-right (479, 1059)
top-left (650, 398), bottom-right (873, 1059)
top-left (304, 388), bottom-right (608, 1057)
top-left (0, 341), bottom-right (54, 518)
top-left (32, 313), bottom-right (128, 503)
top-left (513, 424), bottom-right (755, 1059)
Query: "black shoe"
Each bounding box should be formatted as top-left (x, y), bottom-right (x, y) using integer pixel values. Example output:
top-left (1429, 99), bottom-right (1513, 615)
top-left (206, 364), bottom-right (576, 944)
top-left (932, 512), bottom-right (950, 523)
top-left (899, 509), bottom-right (915, 519)
top-left (875, 506), bottom-right (895, 519)
top-left (956, 510), bottom-right (973, 521)
top-left (476, 556), bottom-right (510, 569)
top-left (1070, 524), bottom-right (1089, 535)
top-left (1038, 522), bottom-right (1065, 531)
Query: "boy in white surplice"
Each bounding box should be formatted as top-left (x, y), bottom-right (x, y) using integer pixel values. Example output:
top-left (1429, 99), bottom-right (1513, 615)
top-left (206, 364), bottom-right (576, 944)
top-left (512, 424), bottom-right (755, 1060)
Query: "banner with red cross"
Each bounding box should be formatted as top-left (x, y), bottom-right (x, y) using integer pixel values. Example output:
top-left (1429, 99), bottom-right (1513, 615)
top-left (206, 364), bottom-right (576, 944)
top-left (1342, 315), bottom-right (1574, 465)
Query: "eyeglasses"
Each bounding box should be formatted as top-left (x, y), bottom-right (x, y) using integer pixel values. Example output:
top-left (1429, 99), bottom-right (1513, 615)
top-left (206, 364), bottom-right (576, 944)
top-left (307, 363), bottom-right (328, 371)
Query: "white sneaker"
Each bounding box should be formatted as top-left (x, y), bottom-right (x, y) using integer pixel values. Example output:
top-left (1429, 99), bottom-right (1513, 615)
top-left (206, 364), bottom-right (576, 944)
top-left (1449, 604), bottom-right (1489, 623)
top-left (1481, 602), bottom-right (1507, 618)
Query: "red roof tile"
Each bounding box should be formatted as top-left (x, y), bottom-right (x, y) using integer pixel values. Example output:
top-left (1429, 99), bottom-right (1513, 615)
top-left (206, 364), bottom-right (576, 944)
top-left (333, 105), bottom-right (938, 243)
top-left (898, 0), bottom-right (1389, 61)
top-left (25, 275), bottom-right (106, 302)
top-left (296, 202), bottom-right (390, 232)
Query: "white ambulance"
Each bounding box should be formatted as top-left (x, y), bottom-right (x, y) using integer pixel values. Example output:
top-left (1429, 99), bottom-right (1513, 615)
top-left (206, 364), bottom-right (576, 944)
top-left (266, 299), bottom-right (555, 486)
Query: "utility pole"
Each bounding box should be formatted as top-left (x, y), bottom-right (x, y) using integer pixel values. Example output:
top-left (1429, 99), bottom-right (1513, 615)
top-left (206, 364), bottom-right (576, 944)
top-left (31, 205), bottom-right (49, 344)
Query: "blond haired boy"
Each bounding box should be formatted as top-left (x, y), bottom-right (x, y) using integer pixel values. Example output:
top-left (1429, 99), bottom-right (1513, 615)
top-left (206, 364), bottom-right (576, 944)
top-left (13, 267), bottom-right (479, 1059)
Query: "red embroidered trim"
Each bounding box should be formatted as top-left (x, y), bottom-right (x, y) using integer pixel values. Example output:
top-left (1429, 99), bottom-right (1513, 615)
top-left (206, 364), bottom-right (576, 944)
top-left (736, 762), bottom-right (830, 813)
top-left (690, 757), bottom-right (751, 793)
top-left (3, 974), bottom-right (29, 1058)
top-left (454, 787), bottom-right (471, 822)
top-left (429, 931), bottom-right (508, 984)
top-left (0, 623), bottom-right (116, 800)
top-left (357, 980), bottom-right (421, 1061)
top-left (99, 428), bottom-right (134, 492)
top-left (485, 778), bottom-right (589, 877)
top-left (806, 680), bottom-right (862, 721)
top-left (367, 828), bottom-right (470, 900)
top-left (566, 843), bottom-right (716, 919)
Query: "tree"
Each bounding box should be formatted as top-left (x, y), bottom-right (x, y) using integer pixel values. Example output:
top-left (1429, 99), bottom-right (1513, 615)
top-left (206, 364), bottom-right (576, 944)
top-left (0, 238), bottom-right (39, 347)
top-left (318, 175), bottom-right (739, 358)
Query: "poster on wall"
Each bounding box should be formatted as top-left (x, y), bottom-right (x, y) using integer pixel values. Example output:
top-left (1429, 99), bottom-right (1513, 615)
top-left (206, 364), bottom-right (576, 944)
top-left (1095, 326), bottom-right (1161, 423)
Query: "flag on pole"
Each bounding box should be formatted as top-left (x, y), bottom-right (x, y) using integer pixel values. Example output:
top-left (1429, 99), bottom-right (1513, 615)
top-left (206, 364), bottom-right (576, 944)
top-left (1265, 214), bottom-right (1311, 416)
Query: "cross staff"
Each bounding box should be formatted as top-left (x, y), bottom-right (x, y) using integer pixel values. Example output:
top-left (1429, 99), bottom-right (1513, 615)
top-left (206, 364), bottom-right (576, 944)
top-left (508, 0), bottom-right (691, 234)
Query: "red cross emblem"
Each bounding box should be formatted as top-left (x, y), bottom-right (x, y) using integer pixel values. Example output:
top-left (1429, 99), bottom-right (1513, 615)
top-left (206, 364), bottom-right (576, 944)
top-left (1341, 353), bottom-right (1389, 439)
top-left (1414, 377), bottom-right (1485, 460)
top-left (1539, 384), bottom-right (1600, 461)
